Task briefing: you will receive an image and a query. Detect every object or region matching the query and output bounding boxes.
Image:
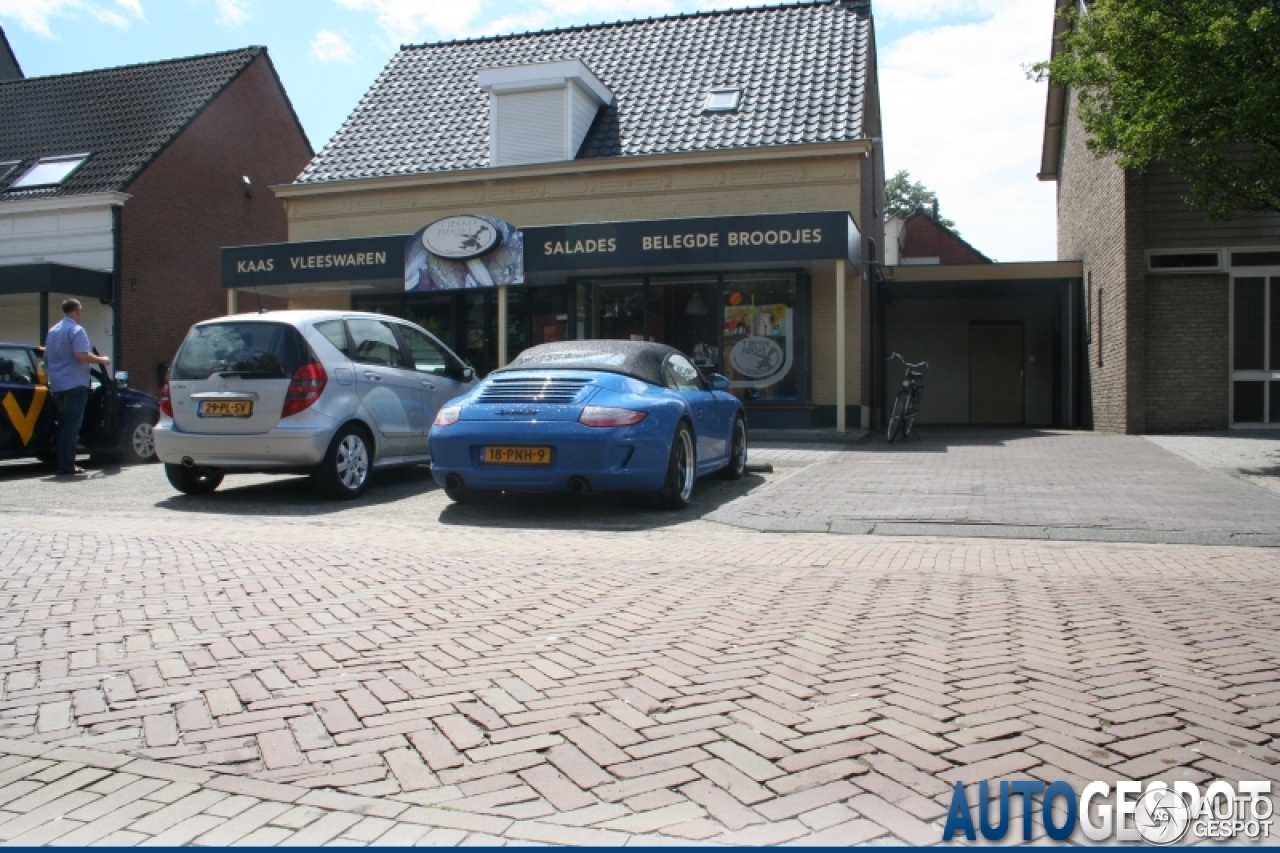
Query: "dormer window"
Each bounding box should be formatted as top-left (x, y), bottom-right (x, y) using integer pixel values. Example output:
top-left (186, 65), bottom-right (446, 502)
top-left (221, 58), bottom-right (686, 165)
top-left (702, 87), bottom-right (741, 113)
top-left (478, 60), bottom-right (613, 168)
top-left (9, 154), bottom-right (88, 189)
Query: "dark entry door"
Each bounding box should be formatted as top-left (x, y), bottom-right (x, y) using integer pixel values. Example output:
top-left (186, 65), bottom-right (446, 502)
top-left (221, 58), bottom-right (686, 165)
top-left (970, 322), bottom-right (1024, 425)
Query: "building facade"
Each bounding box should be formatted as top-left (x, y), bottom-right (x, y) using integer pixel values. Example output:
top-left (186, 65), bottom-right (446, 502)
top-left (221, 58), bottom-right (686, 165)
top-left (1039, 0), bottom-right (1280, 432)
top-left (0, 43), bottom-right (311, 393)
top-left (229, 1), bottom-right (884, 431)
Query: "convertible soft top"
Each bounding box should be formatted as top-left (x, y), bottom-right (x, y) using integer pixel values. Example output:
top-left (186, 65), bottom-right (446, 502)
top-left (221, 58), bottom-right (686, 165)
top-left (497, 340), bottom-right (684, 387)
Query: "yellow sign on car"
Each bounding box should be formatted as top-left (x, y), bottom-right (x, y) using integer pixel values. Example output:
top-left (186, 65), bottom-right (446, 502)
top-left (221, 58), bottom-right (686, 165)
top-left (483, 446), bottom-right (551, 465)
top-left (1, 387), bottom-right (47, 446)
top-left (198, 400), bottom-right (253, 418)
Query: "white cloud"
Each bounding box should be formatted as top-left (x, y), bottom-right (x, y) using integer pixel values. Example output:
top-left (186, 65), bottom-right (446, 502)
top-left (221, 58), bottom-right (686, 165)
top-left (312, 29), bottom-right (355, 62)
top-left (335, 0), bottom-right (776, 43)
top-left (879, 0), bottom-right (1058, 261)
top-left (0, 0), bottom-right (142, 37)
top-left (336, 0), bottom-right (485, 40)
top-left (215, 0), bottom-right (249, 26)
top-left (876, 0), bottom-right (1006, 21)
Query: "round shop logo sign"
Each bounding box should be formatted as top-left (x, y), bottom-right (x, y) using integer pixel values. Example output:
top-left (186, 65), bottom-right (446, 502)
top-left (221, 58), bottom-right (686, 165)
top-left (421, 215), bottom-right (500, 260)
top-left (1134, 788), bottom-right (1191, 845)
top-left (730, 336), bottom-right (784, 379)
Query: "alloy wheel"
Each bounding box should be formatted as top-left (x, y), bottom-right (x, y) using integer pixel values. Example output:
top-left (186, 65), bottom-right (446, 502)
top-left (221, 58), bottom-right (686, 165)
top-left (676, 427), bottom-right (694, 501)
top-left (336, 433), bottom-right (369, 489)
top-left (132, 422), bottom-right (155, 460)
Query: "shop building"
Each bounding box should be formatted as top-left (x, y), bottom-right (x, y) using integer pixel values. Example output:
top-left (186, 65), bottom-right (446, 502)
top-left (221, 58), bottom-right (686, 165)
top-left (1040, 0), bottom-right (1280, 432)
top-left (228, 1), bottom-right (883, 431)
top-left (0, 42), bottom-right (311, 393)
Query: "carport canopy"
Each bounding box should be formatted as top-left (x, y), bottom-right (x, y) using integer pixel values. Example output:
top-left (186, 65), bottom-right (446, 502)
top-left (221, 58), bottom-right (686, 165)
top-left (0, 262), bottom-right (113, 300)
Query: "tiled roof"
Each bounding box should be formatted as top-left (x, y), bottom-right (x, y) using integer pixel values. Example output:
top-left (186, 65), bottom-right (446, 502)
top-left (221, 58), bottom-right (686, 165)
top-left (298, 0), bottom-right (872, 183)
top-left (0, 47), bottom-right (261, 201)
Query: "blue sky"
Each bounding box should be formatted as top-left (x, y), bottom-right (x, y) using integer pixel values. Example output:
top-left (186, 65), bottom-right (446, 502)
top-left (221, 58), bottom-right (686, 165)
top-left (1, 0), bottom-right (1057, 261)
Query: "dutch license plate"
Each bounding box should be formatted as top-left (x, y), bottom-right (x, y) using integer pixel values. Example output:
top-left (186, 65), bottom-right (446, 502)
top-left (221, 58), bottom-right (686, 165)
top-left (198, 400), bottom-right (253, 418)
top-left (484, 446), bottom-right (552, 465)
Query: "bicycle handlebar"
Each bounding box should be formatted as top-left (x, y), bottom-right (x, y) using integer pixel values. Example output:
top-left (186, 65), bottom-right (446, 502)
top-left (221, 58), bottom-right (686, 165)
top-left (887, 352), bottom-right (929, 370)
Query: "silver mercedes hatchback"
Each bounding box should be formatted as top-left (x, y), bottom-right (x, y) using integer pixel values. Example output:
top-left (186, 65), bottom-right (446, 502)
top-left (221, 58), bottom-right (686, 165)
top-left (153, 310), bottom-right (476, 499)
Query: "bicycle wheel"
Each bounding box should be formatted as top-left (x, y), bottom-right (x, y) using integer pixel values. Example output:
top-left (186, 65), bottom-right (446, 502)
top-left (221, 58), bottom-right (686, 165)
top-left (887, 393), bottom-right (905, 443)
top-left (903, 390), bottom-right (918, 438)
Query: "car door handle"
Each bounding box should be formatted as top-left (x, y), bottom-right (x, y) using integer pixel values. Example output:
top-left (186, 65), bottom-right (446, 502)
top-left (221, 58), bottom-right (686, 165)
top-left (363, 372), bottom-right (382, 381)
top-left (421, 380), bottom-right (435, 390)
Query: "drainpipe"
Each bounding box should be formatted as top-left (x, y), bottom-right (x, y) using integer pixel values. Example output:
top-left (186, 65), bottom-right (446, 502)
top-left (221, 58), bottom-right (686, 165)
top-left (38, 291), bottom-right (48, 345)
top-left (111, 205), bottom-right (122, 368)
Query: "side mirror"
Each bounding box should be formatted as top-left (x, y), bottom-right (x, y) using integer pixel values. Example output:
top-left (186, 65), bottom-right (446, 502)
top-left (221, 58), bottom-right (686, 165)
top-left (459, 366), bottom-right (475, 383)
top-left (708, 373), bottom-right (731, 391)
top-left (113, 370), bottom-right (130, 388)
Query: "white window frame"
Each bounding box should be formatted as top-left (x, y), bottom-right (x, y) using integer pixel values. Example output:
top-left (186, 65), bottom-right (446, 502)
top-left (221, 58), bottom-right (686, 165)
top-left (8, 154), bottom-right (90, 190)
top-left (702, 88), bottom-right (741, 113)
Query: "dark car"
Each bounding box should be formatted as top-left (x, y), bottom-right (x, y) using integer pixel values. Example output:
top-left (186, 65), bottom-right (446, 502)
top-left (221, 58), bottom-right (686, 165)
top-left (0, 342), bottom-right (159, 466)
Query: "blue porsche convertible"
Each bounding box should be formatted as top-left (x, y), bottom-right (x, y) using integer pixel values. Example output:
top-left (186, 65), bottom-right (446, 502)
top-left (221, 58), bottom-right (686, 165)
top-left (429, 341), bottom-right (747, 508)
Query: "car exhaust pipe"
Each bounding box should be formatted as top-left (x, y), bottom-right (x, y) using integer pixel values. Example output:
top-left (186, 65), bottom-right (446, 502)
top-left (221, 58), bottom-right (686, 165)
top-left (181, 457), bottom-right (196, 468)
top-left (445, 473), bottom-right (465, 492)
top-left (568, 476), bottom-right (590, 495)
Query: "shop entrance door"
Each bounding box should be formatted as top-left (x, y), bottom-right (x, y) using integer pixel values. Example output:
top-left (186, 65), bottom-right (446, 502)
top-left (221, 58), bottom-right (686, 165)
top-left (1230, 275), bottom-right (1280, 425)
top-left (969, 321), bottom-right (1025, 425)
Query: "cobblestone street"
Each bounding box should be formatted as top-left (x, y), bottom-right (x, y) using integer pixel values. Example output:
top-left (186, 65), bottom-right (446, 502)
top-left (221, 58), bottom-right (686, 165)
top-left (0, 433), bottom-right (1276, 845)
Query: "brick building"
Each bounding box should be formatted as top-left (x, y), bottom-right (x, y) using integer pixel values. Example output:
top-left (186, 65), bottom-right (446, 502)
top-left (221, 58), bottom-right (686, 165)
top-left (0, 42), bottom-right (311, 393)
top-left (1039, 0), bottom-right (1280, 432)
top-left (885, 208), bottom-right (991, 266)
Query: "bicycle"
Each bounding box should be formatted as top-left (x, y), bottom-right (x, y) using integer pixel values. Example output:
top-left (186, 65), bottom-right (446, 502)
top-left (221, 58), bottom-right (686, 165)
top-left (886, 352), bottom-right (928, 443)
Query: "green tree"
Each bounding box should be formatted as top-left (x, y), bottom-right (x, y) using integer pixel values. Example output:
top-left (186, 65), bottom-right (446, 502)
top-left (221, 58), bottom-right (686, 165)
top-left (1035, 0), bottom-right (1280, 218)
top-left (885, 170), bottom-right (957, 230)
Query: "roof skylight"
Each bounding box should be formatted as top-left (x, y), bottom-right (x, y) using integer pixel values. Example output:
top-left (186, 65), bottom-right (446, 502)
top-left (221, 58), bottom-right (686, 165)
top-left (9, 154), bottom-right (89, 190)
top-left (702, 88), bottom-right (741, 113)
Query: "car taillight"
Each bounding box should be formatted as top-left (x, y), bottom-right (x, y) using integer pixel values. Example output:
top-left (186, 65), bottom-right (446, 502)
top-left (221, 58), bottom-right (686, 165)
top-left (282, 361), bottom-right (327, 418)
top-left (579, 406), bottom-right (646, 427)
top-left (433, 405), bottom-right (461, 427)
top-left (159, 369), bottom-right (172, 417)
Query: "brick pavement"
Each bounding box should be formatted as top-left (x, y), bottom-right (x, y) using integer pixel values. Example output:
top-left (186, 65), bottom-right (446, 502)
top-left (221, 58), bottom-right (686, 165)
top-left (713, 430), bottom-right (1280, 546)
top-left (0, 501), bottom-right (1276, 844)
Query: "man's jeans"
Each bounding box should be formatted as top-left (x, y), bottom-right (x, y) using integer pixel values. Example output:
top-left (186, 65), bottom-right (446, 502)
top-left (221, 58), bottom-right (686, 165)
top-left (52, 386), bottom-right (89, 473)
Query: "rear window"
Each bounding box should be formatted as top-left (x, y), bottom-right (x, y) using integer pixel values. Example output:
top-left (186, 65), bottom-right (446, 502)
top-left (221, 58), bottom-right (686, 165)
top-left (171, 322), bottom-right (309, 380)
top-left (509, 349), bottom-right (627, 369)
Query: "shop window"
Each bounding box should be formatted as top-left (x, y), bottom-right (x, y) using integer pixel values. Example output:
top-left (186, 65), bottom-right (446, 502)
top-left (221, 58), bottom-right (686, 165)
top-left (588, 279), bottom-right (647, 341)
top-left (530, 288), bottom-right (569, 347)
top-left (407, 294), bottom-right (455, 351)
top-left (723, 275), bottom-right (798, 401)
